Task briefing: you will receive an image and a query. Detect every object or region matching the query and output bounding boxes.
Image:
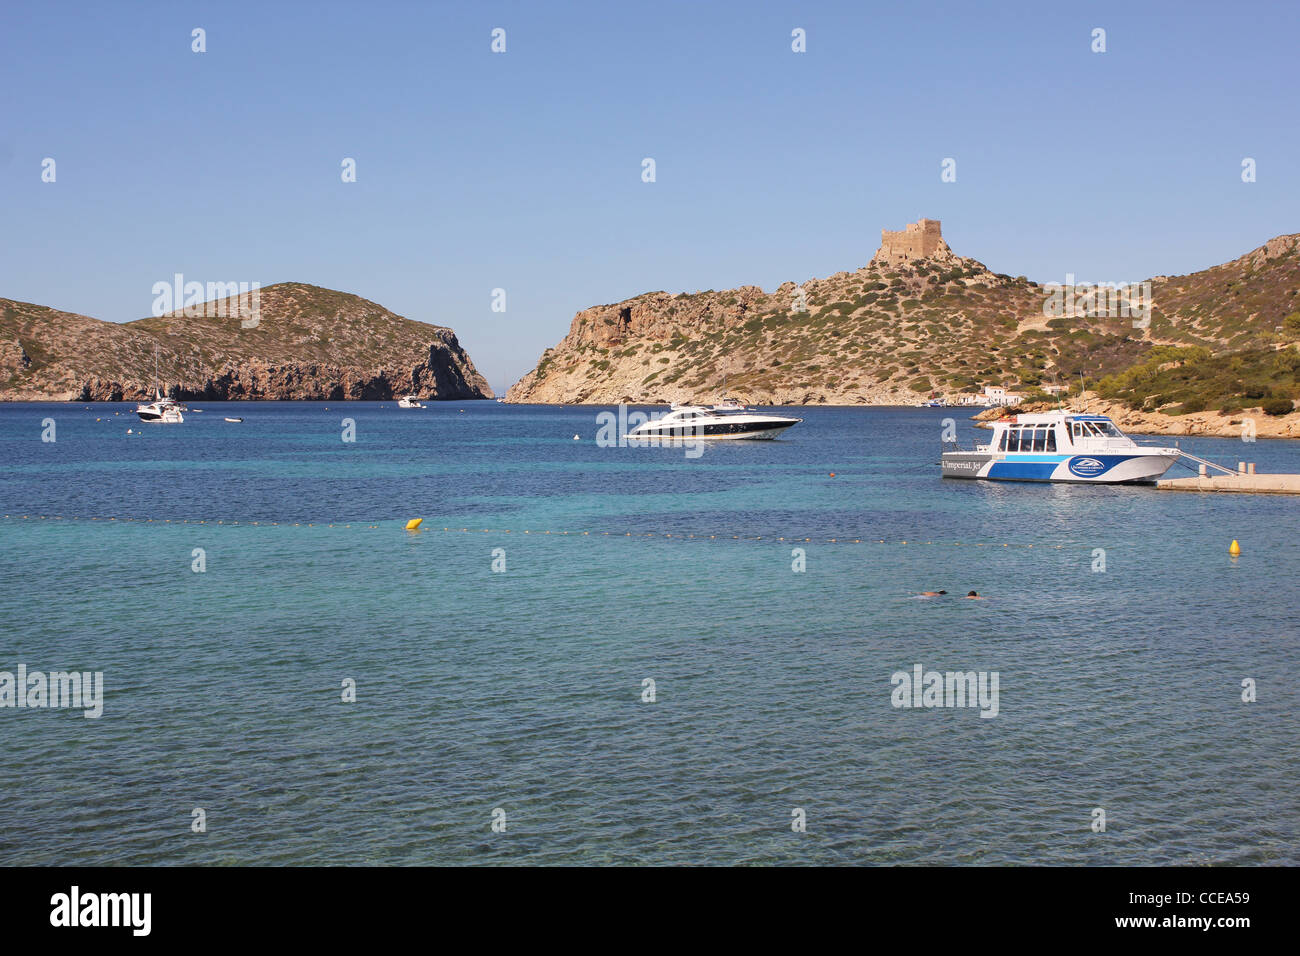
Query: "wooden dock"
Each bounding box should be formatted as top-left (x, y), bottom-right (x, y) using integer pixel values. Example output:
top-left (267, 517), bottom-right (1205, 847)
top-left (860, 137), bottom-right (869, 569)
top-left (1157, 473), bottom-right (1300, 495)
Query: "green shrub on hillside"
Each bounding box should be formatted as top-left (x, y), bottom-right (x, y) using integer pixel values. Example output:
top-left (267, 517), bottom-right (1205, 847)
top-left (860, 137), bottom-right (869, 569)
top-left (1262, 396), bottom-right (1294, 415)
top-left (1098, 343), bottom-right (1300, 414)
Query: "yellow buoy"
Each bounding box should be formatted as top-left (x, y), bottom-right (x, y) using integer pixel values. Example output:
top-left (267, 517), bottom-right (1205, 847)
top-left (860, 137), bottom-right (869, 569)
top-left (1229, 539), bottom-right (1241, 556)
top-left (405, 518), bottom-right (423, 531)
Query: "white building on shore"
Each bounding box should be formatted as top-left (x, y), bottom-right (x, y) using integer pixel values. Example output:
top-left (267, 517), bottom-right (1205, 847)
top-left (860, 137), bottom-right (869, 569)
top-left (982, 385), bottom-right (1023, 406)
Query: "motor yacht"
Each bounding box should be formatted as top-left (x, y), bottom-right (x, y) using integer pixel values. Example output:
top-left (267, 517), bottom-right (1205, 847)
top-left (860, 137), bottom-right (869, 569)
top-left (941, 411), bottom-right (1181, 483)
top-left (397, 395), bottom-right (425, 408)
top-left (135, 396), bottom-right (185, 423)
top-left (628, 405), bottom-right (801, 441)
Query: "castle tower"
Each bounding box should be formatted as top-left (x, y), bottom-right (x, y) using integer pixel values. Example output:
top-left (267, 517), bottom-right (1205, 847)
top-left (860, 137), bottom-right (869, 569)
top-left (872, 218), bottom-right (951, 265)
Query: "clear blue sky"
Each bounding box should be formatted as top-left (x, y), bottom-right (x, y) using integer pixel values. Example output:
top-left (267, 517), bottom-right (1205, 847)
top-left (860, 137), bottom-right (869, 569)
top-left (2, 0), bottom-right (1296, 392)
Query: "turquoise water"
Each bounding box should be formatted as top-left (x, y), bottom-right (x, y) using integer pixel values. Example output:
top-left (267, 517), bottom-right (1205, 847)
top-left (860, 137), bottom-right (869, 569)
top-left (1, 401), bottom-right (1297, 865)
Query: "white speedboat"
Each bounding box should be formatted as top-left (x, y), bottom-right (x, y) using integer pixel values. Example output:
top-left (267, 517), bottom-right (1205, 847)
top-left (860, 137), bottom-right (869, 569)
top-left (397, 395), bottom-right (424, 408)
top-left (628, 405), bottom-right (801, 441)
top-left (941, 411), bottom-right (1181, 483)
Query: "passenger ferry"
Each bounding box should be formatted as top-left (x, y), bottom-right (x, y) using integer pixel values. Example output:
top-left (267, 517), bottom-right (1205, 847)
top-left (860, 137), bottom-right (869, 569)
top-left (941, 412), bottom-right (1182, 484)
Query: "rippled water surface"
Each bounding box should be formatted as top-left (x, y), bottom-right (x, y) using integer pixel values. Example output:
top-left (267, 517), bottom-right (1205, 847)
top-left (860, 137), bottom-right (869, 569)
top-left (1, 401), bottom-right (1297, 865)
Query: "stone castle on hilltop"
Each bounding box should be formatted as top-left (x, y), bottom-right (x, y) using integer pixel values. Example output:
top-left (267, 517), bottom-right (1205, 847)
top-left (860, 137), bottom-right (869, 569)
top-left (872, 218), bottom-right (954, 265)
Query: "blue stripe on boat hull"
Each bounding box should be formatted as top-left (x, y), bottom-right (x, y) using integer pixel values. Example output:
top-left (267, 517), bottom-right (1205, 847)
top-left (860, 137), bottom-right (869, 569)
top-left (986, 460), bottom-right (1060, 480)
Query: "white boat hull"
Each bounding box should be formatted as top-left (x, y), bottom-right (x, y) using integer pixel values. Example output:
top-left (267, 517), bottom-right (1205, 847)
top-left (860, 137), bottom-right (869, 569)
top-left (136, 406), bottom-right (183, 424)
top-left (629, 420), bottom-right (798, 441)
top-left (941, 450), bottom-right (1180, 483)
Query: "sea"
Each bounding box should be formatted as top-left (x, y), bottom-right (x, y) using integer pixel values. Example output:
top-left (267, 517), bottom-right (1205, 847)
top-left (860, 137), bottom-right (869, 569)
top-left (1, 400), bottom-right (1296, 865)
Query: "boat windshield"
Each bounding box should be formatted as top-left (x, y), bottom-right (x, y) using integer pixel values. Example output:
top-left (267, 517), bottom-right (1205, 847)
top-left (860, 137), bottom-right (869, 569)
top-left (1071, 419), bottom-right (1124, 439)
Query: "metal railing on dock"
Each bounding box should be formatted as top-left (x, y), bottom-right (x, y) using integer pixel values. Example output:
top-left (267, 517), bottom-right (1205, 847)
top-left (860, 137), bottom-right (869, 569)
top-left (1171, 450), bottom-right (1239, 477)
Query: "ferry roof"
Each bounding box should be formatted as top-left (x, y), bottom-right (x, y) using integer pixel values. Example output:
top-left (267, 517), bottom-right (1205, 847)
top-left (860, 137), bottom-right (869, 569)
top-left (989, 411), bottom-right (1116, 425)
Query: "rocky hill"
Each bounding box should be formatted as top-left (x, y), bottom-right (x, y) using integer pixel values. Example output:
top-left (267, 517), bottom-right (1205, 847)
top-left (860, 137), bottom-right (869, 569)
top-left (505, 222), bottom-right (1300, 411)
top-left (0, 282), bottom-right (492, 401)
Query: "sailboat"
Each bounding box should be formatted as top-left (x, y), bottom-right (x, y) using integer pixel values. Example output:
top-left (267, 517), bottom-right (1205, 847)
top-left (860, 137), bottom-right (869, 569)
top-left (135, 347), bottom-right (187, 423)
top-left (710, 372), bottom-right (746, 411)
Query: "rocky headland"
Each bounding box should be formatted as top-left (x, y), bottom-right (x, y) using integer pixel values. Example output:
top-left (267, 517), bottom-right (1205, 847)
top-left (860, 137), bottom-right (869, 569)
top-left (0, 282), bottom-right (491, 402)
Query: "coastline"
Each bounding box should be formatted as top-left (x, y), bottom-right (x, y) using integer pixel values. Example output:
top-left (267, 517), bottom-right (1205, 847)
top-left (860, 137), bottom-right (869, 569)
top-left (8, 393), bottom-right (1299, 440)
top-left (490, 396), bottom-right (1300, 439)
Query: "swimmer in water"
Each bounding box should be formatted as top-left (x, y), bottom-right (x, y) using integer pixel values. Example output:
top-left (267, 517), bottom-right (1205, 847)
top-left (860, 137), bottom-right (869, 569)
top-left (918, 590), bottom-right (947, 597)
top-left (966, 590), bottom-right (983, 599)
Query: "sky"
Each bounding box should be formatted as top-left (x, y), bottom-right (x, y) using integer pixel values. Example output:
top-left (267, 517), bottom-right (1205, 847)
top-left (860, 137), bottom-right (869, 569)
top-left (2, 0), bottom-right (1297, 393)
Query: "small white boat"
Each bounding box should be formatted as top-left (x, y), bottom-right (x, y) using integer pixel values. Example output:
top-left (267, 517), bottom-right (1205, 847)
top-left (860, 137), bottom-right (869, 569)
top-left (941, 411), bottom-right (1181, 483)
top-left (629, 405), bottom-right (801, 441)
top-left (397, 395), bottom-right (424, 408)
top-left (708, 374), bottom-right (745, 411)
top-left (710, 397), bottom-right (747, 412)
top-left (224, 417), bottom-right (243, 423)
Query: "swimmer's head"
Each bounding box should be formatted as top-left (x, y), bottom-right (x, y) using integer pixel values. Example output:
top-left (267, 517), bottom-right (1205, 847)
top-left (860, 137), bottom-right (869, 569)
top-left (966, 590), bottom-right (979, 598)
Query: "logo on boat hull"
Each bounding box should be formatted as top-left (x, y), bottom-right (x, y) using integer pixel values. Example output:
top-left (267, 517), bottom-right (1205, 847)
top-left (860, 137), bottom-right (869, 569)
top-left (1068, 457), bottom-right (1109, 478)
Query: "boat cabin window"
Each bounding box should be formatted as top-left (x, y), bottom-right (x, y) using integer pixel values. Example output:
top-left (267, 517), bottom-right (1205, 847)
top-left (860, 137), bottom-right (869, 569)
top-left (1072, 421), bottom-right (1100, 439)
top-left (1001, 424), bottom-right (1060, 452)
top-left (1071, 419), bottom-right (1123, 439)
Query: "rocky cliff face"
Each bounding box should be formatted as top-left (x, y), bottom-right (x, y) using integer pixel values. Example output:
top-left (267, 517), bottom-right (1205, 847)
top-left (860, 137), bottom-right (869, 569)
top-left (0, 283), bottom-right (492, 401)
top-left (506, 226), bottom-right (1300, 408)
top-left (505, 231), bottom-right (1042, 405)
